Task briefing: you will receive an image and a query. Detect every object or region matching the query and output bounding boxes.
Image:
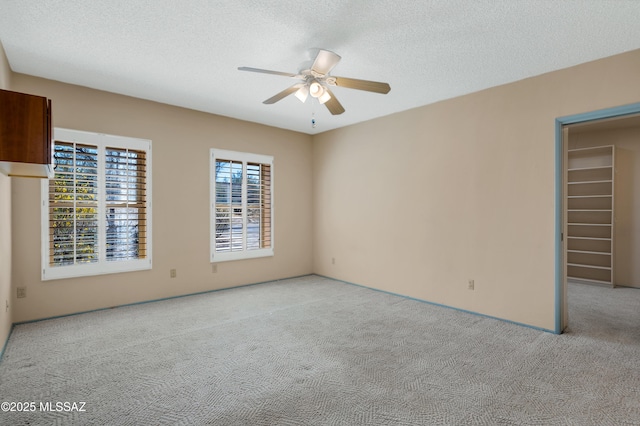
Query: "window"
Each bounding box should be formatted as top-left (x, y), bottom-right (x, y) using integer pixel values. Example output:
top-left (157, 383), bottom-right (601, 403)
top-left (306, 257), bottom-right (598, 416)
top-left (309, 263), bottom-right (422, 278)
top-left (41, 128), bottom-right (152, 280)
top-left (210, 149), bottom-right (273, 262)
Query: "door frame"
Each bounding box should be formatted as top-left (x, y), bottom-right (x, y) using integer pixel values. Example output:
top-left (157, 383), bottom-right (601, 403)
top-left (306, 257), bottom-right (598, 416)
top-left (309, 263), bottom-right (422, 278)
top-left (555, 102), bottom-right (640, 334)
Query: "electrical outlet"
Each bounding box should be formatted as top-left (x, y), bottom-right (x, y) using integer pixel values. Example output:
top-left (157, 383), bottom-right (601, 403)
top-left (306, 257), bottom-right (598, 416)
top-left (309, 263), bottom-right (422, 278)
top-left (212, 264), bottom-right (217, 273)
top-left (331, 257), bottom-right (335, 265)
top-left (468, 279), bottom-right (475, 290)
top-left (170, 269), bottom-right (177, 278)
top-left (17, 287), bottom-right (27, 298)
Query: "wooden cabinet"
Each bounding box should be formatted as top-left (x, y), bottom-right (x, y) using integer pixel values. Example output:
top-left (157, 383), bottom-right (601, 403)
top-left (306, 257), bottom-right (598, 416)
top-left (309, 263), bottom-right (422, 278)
top-left (0, 89), bottom-right (53, 178)
top-left (567, 145), bottom-right (615, 286)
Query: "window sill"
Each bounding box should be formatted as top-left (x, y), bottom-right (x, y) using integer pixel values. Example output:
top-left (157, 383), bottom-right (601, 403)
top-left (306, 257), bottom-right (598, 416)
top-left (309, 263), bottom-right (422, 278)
top-left (211, 248), bottom-right (274, 263)
top-left (42, 259), bottom-right (152, 281)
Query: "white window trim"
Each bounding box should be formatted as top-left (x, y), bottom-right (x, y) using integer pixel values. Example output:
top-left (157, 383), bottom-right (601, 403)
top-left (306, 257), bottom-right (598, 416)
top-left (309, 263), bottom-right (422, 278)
top-left (41, 128), bottom-right (152, 281)
top-left (210, 148), bottom-right (274, 263)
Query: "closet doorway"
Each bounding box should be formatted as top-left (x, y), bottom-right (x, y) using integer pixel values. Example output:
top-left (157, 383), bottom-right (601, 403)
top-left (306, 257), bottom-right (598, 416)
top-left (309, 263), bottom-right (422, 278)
top-left (557, 104), bottom-right (640, 333)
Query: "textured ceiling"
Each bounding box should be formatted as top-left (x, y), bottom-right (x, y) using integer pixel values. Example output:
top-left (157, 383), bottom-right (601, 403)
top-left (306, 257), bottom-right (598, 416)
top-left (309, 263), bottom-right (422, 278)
top-left (1, 1), bottom-right (640, 135)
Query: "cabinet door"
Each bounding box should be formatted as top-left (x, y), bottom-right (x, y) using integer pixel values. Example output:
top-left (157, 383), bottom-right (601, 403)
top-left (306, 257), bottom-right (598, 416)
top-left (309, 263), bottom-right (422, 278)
top-left (0, 89), bottom-right (50, 165)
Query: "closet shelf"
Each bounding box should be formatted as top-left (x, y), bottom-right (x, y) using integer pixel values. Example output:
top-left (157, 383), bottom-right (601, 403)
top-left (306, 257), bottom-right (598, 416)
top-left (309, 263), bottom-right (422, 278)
top-left (567, 223), bottom-right (612, 226)
top-left (567, 236), bottom-right (611, 241)
top-left (567, 249), bottom-right (611, 255)
top-left (568, 195), bottom-right (612, 199)
top-left (568, 165), bottom-right (612, 172)
top-left (567, 263), bottom-right (611, 271)
top-left (568, 180), bottom-right (612, 185)
top-left (568, 145), bottom-right (615, 153)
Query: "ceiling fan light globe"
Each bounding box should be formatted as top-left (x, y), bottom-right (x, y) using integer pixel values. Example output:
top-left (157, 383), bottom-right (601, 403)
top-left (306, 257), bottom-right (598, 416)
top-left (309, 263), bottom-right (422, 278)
top-left (318, 91), bottom-right (331, 104)
top-left (309, 81), bottom-right (324, 98)
top-left (295, 85), bottom-right (309, 103)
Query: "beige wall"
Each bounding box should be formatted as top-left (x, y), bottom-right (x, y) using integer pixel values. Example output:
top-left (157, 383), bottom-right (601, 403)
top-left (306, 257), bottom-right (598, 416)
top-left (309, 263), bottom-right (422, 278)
top-left (0, 41), bottom-right (13, 349)
top-left (11, 75), bottom-right (313, 323)
top-left (570, 125), bottom-right (640, 288)
top-left (313, 49), bottom-right (640, 331)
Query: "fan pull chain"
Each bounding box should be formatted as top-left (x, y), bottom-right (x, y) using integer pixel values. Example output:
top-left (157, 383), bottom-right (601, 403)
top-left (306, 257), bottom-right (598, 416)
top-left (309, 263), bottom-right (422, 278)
top-left (311, 102), bottom-right (317, 128)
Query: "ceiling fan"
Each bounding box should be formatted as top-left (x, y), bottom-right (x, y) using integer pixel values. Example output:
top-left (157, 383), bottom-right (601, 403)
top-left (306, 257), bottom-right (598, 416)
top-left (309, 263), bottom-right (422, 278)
top-left (238, 49), bottom-right (390, 115)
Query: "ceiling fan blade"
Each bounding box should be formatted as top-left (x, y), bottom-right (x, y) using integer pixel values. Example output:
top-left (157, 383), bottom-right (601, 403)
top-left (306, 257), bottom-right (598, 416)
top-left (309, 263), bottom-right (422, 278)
top-left (238, 66), bottom-right (299, 78)
top-left (331, 76), bottom-right (391, 94)
top-left (311, 49), bottom-right (341, 76)
top-left (263, 84), bottom-right (304, 104)
top-left (323, 88), bottom-right (345, 115)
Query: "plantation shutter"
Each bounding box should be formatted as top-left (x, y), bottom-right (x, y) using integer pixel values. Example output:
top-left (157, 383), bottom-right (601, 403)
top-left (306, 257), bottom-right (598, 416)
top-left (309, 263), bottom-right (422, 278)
top-left (214, 159), bottom-right (243, 252)
top-left (247, 162), bottom-right (271, 250)
top-left (105, 147), bottom-right (147, 261)
top-left (48, 142), bottom-right (99, 265)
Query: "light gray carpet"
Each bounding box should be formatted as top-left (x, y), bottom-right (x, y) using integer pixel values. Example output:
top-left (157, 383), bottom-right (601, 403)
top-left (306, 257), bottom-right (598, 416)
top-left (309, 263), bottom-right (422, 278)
top-left (0, 275), bottom-right (639, 425)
